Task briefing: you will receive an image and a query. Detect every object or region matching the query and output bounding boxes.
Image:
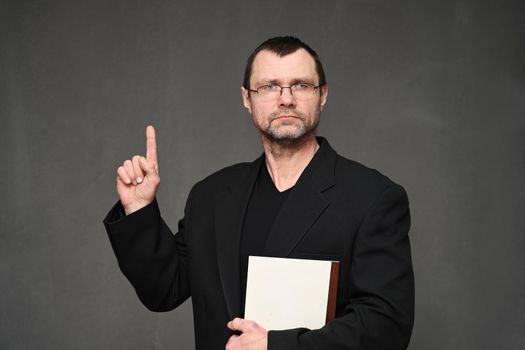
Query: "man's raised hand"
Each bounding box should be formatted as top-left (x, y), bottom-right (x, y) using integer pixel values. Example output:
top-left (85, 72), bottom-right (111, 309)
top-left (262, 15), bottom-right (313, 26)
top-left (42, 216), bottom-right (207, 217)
top-left (116, 125), bottom-right (160, 215)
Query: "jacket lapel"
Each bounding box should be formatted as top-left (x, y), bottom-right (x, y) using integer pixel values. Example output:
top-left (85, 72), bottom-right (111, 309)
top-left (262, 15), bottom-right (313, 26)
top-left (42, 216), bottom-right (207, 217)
top-left (263, 138), bottom-right (336, 257)
top-left (214, 138), bottom-right (337, 318)
top-left (215, 156), bottom-right (263, 319)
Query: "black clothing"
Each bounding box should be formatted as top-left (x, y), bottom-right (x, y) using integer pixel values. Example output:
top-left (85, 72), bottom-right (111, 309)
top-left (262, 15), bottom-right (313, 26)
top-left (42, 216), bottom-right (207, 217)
top-left (103, 138), bottom-right (414, 350)
top-left (240, 164), bottom-right (292, 315)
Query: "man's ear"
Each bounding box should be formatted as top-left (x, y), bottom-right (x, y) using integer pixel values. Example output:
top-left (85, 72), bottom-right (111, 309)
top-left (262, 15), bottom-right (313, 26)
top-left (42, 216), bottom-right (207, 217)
top-left (320, 84), bottom-right (328, 111)
top-left (241, 86), bottom-right (252, 113)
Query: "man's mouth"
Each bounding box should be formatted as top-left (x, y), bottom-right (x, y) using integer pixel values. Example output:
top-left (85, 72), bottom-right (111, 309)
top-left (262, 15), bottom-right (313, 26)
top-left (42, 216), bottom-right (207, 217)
top-left (273, 114), bottom-right (301, 121)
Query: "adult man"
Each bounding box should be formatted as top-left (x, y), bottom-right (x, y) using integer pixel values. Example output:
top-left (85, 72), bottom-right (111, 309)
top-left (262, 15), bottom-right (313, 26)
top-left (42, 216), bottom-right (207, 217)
top-left (104, 36), bottom-right (414, 349)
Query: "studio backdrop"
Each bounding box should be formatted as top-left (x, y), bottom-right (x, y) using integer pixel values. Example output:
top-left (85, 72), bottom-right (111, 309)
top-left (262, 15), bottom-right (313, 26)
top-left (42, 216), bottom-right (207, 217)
top-left (1, 1), bottom-right (524, 349)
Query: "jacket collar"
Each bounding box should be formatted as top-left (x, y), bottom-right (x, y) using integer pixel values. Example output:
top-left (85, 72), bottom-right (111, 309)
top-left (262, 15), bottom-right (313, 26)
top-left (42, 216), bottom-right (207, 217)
top-left (262, 137), bottom-right (335, 256)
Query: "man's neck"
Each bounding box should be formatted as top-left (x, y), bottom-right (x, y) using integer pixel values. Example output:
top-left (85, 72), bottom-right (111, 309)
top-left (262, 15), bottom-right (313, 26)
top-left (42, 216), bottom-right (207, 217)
top-left (261, 134), bottom-right (320, 192)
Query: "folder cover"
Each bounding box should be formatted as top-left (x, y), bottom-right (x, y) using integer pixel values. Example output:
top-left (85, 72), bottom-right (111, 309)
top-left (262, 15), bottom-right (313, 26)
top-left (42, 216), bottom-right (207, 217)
top-left (244, 256), bottom-right (339, 331)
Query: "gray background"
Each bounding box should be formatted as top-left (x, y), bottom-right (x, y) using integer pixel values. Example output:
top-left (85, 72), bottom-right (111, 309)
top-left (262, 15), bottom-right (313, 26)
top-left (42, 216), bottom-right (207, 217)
top-left (1, 0), bottom-right (524, 349)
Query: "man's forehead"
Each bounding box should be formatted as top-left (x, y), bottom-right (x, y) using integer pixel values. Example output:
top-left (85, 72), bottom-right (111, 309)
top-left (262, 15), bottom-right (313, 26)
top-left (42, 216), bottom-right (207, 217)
top-left (250, 48), bottom-right (318, 83)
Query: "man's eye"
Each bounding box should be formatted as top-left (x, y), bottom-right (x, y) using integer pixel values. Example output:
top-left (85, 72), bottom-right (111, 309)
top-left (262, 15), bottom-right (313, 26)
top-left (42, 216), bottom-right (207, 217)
top-left (293, 83), bottom-right (309, 90)
top-left (260, 84), bottom-right (276, 91)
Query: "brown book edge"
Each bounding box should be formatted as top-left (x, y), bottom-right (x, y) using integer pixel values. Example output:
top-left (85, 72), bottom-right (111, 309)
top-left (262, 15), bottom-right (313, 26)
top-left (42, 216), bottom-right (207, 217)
top-left (325, 261), bottom-right (340, 323)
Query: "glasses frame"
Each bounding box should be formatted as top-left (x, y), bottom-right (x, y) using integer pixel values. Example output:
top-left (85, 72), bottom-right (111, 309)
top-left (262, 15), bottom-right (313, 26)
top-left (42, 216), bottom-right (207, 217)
top-left (248, 82), bottom-right (323, 99)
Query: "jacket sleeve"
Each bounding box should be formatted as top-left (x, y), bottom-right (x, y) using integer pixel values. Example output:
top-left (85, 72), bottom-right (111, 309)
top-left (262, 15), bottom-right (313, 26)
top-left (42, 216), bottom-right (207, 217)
top-left (102, 193), bottom-right (193, 312)
top-left (268, 184), bottom-right (414, 350)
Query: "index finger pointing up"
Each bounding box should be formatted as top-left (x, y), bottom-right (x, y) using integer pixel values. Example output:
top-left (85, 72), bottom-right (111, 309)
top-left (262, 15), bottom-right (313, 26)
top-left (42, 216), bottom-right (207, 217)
top-left (146, 125), bottom-right (157, 163)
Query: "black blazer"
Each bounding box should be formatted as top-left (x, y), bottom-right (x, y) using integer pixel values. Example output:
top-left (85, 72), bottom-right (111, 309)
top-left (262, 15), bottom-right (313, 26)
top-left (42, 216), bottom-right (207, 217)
top-left (104, 138), bottom-right (414, 349)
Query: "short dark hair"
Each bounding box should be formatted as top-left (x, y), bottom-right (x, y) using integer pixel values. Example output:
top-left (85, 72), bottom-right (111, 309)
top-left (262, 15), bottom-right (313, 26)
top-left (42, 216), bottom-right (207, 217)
top-left (242, 36), bottom-right (327, 89)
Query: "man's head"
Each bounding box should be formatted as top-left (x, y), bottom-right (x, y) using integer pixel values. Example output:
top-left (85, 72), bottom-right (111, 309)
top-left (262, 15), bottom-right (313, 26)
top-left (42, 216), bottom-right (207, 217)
top-left (241, 36), bottom-right (328, 145)
top-left (242, 36), bottom-right (327, 90)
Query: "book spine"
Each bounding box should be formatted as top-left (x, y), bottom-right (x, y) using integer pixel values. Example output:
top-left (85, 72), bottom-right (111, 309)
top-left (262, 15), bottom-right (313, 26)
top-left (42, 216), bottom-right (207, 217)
top-left (325, 261), bottom-right (340, 323)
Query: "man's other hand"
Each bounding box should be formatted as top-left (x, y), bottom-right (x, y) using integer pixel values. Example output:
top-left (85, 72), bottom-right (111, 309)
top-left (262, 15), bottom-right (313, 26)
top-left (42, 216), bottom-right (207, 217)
top-left (226, 318), bottom-right (268, 350)
top-left (116, 125), bottom-right (160, 215)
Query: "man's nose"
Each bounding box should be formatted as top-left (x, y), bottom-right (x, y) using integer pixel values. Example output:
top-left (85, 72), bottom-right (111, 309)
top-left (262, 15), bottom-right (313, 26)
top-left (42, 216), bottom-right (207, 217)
top-left (278, 87), bottom-right (296, 107)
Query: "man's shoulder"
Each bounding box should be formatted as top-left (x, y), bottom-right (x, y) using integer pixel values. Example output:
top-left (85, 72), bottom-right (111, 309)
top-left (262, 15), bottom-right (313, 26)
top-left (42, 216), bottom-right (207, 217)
top-left (333, 153), bottom-right (406, 197)
top-left (191, 159), bottom-right (259, 192)
top-left (317, 137), bottom-right (403, 192)
top-left (335, 154), bottom-right (391, 183)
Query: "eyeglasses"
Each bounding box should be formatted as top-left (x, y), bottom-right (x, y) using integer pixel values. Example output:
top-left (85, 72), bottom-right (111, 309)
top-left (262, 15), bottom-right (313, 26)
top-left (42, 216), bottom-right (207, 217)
top-left (248, 83), bottom-right (322, 100)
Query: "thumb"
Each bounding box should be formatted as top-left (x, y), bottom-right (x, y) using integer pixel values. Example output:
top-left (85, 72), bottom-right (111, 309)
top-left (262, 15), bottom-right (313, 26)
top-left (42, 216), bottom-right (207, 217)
top-left (227, 318), bottom-right (246, 332)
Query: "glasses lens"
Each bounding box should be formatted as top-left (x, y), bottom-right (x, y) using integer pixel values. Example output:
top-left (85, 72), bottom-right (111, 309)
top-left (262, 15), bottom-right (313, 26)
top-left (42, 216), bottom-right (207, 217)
top-left (291, 84), bottom-right (315, 100)
top-left (257, 85), bottom-right (280, 97)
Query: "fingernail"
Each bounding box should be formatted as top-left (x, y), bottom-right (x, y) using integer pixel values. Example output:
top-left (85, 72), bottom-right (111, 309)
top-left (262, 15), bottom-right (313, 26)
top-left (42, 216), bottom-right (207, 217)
top-left (136, 177), bottom-right (143, 183)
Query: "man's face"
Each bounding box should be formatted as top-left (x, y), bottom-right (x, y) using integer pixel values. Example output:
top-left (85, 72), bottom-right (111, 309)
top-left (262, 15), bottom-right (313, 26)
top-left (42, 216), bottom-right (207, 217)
top-left (241, 49), bottom-right (328, 144)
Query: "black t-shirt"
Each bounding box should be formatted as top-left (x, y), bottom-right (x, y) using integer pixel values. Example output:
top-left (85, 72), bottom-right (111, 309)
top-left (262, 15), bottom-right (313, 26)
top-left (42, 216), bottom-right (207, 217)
top-left (239, 163), bottom-right (292, 315)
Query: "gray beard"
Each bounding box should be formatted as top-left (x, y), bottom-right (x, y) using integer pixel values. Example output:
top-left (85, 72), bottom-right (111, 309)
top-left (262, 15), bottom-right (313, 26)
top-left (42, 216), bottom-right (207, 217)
top-left (263, 121), bottom-right (317, 146)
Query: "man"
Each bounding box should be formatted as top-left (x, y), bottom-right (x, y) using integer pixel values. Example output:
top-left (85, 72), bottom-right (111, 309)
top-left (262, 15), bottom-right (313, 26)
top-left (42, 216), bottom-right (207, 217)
top-left (103, 36), bottom-right (414, 349)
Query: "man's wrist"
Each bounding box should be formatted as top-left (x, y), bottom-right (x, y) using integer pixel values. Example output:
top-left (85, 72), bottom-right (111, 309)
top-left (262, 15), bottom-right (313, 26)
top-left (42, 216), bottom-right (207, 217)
top-left (123, 200), bottom-right (153, 216)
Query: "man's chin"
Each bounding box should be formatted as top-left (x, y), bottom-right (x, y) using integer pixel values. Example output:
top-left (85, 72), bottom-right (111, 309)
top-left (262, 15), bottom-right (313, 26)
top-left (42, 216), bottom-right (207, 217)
top-left (263, 127), bottom-right (311, 145)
